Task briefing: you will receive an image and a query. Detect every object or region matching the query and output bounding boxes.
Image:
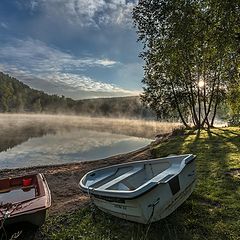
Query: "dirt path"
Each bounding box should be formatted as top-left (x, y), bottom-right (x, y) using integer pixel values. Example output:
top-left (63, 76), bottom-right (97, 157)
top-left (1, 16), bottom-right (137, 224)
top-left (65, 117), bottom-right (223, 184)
top-left (0, 141), bottom-right (159, 216)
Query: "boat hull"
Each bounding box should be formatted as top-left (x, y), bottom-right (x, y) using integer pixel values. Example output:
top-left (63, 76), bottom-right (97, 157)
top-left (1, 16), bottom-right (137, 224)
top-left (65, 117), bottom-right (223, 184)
top-left (0, 173), bottom-right (51, 227)
top-left (80, 154), bottom-right (196, 224)
top-left (3, 209), bottom-right (47, 227)
top-left (91, 159), bottom-right (196, 224)
top-left (95, 180), bottom-right (195, 224)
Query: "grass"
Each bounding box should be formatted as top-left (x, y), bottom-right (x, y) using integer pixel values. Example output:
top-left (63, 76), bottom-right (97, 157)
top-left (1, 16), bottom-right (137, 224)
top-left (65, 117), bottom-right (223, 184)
top-left (40, 127), bottom-right (240, 240)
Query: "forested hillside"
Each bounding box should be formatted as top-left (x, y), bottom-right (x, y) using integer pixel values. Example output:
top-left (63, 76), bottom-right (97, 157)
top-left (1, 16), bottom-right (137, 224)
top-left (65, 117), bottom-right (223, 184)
top-left (0, 72), bottom-right (72, 113)
top-left (76, 97), bottom-right (153, 118)
top-left (0, 72), bottom-right (153, 118)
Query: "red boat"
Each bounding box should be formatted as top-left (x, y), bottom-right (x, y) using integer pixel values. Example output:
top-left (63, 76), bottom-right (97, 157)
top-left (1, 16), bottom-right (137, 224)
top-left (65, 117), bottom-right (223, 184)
top-left (0, 173), bottom-right (51, 227)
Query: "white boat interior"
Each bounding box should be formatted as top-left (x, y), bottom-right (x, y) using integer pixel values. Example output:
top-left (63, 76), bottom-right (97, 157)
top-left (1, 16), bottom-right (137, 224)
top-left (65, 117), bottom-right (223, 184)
top-left (80, 154), bottom-right (196, 199)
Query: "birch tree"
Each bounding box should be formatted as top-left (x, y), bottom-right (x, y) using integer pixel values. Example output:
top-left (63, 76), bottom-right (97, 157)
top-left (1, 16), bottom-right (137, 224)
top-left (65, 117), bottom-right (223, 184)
top-left (133, 0), bottom-right (240, 128)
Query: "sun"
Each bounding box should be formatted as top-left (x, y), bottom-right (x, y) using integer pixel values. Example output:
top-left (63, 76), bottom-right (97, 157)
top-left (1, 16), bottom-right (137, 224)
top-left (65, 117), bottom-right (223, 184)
top-left (198, 80), bottom-right (205, 88)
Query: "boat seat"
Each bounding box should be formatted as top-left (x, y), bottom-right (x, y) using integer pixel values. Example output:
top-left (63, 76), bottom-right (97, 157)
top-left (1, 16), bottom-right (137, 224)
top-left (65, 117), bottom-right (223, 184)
top-left (98, 165), bottom-right (143, 190)
top-left (151, 163), bottom-right (181, 184)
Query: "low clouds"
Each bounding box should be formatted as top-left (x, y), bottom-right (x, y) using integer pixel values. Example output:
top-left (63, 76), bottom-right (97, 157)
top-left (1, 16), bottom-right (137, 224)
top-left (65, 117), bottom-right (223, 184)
top-left (45, 72), bottom-right (132, 93)
top-left (0, 38), bottom-right (117, 70)
top-left (0, 38), bottom-right (136, 99)
top-left (21, 0), bottom-right (137, 28)
top-left (0, 0), bottom-right (142, 99)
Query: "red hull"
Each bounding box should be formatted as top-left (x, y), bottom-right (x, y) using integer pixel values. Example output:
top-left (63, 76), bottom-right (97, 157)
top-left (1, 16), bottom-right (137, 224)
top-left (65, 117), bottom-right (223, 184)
top-left (0, 173), bottom-right (51, 227)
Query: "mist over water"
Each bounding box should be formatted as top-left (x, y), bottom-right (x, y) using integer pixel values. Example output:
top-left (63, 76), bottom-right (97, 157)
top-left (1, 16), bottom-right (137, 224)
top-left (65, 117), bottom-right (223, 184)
top-left (0, 114), bottom-right (180, 169)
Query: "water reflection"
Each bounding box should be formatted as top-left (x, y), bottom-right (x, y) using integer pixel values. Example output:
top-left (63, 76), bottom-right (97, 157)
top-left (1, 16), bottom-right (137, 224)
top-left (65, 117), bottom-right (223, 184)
top-left (0, 188), bottom-right (36, 204)
top-left (0, 129), bottom-right (151, 169)
top-left (0, 126), bottom-right (56, 152)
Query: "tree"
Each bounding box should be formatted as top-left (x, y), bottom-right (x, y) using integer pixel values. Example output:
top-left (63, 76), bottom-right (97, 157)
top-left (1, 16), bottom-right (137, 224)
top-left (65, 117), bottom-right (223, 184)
top-left (32, 98), bottom-right (42, 112)
top-left (15, 93), bottom-right (25, 112)
top-left (227, 82), bottom-right (240, 125)
top-left (133, 0), bottom-right (240, 128)
top-left (0, 81), bottom-right (14, 112)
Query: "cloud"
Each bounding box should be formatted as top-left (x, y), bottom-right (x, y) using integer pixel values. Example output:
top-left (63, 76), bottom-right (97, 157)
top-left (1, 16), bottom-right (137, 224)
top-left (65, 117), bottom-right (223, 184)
top-left (44, 72), bottom-right (132, 93)
top-left (0, 65), bottom-right (139, 99)
top-left (95, 59), bottom-right (117, 66)
top-left (0, 38), bottom-right (139, 99)
top-left (0, 38), bottom-right (117, 71)
top-left (18, 0), bottom-right (137, 28)
top-left (0, 22), bottom-right (8, 29)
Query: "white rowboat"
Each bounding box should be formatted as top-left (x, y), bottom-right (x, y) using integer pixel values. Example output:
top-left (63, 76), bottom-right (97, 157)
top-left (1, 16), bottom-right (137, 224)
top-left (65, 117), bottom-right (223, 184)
top-left (80, 154), bottom-right (196, 224)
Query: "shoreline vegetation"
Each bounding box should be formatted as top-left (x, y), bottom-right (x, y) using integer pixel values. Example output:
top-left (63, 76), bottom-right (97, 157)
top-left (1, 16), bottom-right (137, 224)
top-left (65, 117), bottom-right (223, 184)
top-left (0, 116), bottom-right (239, 239)
top-left (0, 72), bottom-right (154, 119)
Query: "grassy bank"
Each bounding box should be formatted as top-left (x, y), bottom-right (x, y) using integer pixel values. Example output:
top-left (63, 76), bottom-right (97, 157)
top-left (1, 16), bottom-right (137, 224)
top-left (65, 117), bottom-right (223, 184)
top-left (40, 127), bottom-right (240, 240)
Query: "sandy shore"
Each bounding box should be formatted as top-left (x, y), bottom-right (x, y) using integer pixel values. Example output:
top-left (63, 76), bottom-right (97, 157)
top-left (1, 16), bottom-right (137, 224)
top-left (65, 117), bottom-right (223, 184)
top-left (0, 139), bottom-right (165, 216)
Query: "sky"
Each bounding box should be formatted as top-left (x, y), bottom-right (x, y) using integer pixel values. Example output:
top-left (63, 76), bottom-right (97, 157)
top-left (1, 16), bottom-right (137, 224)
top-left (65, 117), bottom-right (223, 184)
top-left (0, 0), bottom-right (144, 99)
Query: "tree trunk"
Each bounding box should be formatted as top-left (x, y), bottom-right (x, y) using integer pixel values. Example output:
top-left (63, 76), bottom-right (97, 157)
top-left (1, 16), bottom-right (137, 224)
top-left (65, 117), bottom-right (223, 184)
top-left (211, 78), bottom-right (221, 127)
top-left (211, 98), bottom-right (218, 127)
top-left (187, 69), bottom-right (200, 127)
top-left (197, 85), bottom-right (201, 129)
top-left (210, 58), bottom-right (223, 127)
top-left (170, 81), bottom-right (190, 128)
top-left (201, 56), bottom-right (223, 127)
top-left (182, 56), bottom-right (200, 128)
top-left (202, 71), bottom-right (210, 128)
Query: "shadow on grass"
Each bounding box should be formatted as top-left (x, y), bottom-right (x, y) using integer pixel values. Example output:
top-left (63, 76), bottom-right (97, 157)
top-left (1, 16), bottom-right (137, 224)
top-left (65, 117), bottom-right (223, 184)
top-left (132, 128), bottom-right (239, 240)
top-left (214, 127), bottom-right (240, 137)
top-left (41, 128), bottom-right (240, 240)
top-left (143, 128), bottom-right (239, 240)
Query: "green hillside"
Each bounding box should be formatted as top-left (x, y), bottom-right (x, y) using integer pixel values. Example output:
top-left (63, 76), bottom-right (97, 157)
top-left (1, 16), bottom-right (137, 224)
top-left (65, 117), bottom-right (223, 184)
top-left (0, 72), bottom-right (70, 113)
top-left (0, 72), bottom-right (153, 118)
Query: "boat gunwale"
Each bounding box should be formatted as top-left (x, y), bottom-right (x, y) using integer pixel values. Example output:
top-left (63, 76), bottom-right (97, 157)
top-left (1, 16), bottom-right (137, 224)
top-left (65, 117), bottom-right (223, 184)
top-left (0, 173), bottom-right (51, 219)
top-left (80, 154), bottom-right (196, 199)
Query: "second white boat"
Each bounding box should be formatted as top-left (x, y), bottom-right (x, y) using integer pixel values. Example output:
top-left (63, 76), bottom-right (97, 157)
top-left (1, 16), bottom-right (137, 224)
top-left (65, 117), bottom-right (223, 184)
top-left (80, 154), bottom-right (196, 224)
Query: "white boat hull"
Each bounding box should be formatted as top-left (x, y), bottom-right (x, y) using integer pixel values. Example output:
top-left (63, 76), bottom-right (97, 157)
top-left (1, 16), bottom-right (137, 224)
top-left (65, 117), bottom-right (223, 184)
top-left (80, 154), bottom-right (196, 224)
top-left (92, 162), bottom-right (195, 224)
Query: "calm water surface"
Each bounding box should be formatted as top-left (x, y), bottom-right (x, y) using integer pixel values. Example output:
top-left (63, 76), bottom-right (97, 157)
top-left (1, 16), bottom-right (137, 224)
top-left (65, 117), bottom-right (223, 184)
top-left (0, 128), bottom-right (151, 169)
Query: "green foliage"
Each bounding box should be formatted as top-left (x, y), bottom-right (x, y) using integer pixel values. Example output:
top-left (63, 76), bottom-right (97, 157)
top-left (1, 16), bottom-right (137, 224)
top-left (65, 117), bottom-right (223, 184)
top-left (42, 127), bottom-right (240, 240)
top-left (76, 96), bottom-right (154, 118)
top-left (227, 83), bottom-right (240, 125)
top-left (133, 0), bottom-right (240, 128)
top-left (0, 72), bottom-right (67, 113)
top-left (0, 72), bottom-right (153, 118)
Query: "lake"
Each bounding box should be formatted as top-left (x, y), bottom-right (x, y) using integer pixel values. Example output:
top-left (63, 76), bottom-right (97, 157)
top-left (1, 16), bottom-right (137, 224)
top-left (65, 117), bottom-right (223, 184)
top-left (0, 128), bottom-right (151, 169)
